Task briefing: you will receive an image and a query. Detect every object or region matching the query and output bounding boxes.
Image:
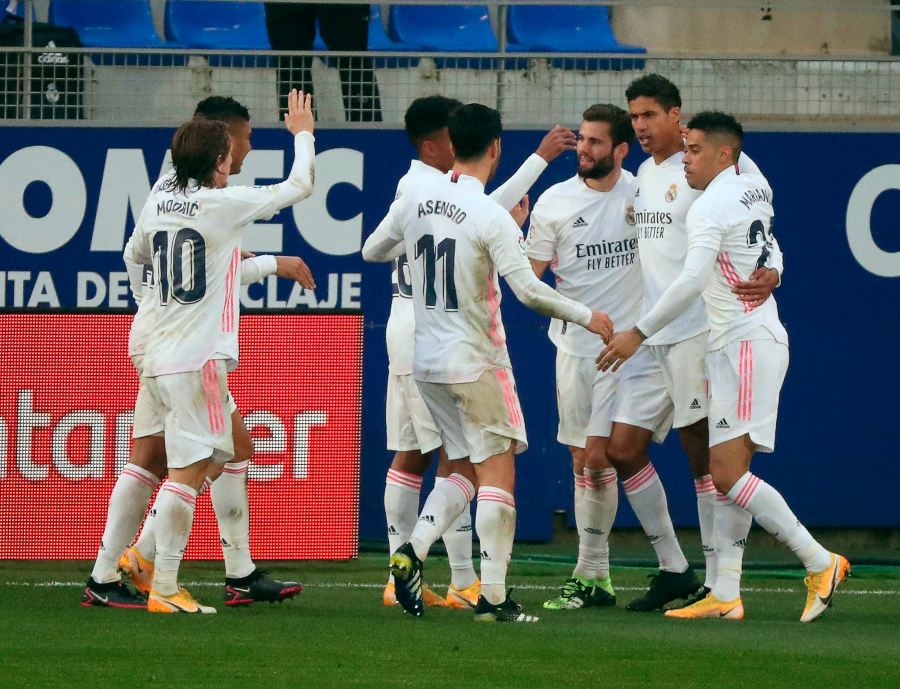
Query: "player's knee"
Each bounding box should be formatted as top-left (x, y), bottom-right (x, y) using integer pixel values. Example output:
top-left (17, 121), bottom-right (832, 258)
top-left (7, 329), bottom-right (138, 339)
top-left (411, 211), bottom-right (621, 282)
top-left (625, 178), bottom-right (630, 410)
top-left (709, 456), bottom-right (740, 494)
top-left (131, 436), bottom-right (167, 480)
top-left (605, 442), bottom-right (643, 471)
top-left (232, 428), bottom-right (253, 463)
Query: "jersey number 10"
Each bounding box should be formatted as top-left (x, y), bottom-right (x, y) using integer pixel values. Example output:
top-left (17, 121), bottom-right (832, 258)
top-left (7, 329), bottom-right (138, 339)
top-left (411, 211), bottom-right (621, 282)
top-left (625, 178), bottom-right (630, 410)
top-left (152, 229), bottom-right (207, 305)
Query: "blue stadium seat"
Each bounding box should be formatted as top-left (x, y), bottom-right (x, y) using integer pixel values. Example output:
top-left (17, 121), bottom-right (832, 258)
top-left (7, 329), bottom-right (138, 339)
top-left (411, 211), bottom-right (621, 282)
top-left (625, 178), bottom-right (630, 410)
top-left (49, 0), bottom-right (168, 48)
top-left (367, 5), bottom-right (413, 52)
top-left (165, 0), bottom-right (270, 50)
top-left (506, 5), bottom-right (645, 54)
top-left (389, 5), bottom-right (497, 52)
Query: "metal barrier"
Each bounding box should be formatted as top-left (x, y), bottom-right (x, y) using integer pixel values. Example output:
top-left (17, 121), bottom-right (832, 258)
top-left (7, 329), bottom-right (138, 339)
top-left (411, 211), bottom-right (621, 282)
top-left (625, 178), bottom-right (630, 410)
top-left (0, 47), bottom-right (898, 127)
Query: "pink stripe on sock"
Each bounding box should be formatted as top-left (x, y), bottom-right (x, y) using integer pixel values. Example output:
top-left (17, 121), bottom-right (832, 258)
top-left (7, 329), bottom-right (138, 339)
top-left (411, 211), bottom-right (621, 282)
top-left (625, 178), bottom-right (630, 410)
top-left (716, 492), bottom-right (731, 504)
top-left (446, 474), bottom-right (475, 502)
top-left (599, 472), bottom-right (618, 486)
top-left (222, 465), bottom-right (249, 475)
top-left (622, 463), bottom-right (657, 494)
top-left (387, 469), bottom-right (423, 490)
top-left (121, 467), bottom-right (158, 490)
top-left (734, 475), bottom-right (760, 509)
top-left (574, 474), bottom-right (586, 488)
top-left (163, 483), bottom-right (196, 507)
top-left (477, 490), bottom-right (515, 509)
top-left (694, 477), bottom-right (716, 496)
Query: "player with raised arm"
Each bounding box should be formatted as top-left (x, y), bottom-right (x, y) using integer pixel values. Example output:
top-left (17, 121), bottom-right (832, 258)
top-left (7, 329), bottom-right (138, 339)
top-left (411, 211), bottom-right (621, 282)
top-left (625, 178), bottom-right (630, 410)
top-left (363, 103), bottom-right (612, 622)
top-left (82, 97), bottom-right (313, 610)
top-left (600, 75), bottom-right (784, 612)
top-left (599, 112), bottom-right (849, 622)
top-left (381, 95), bottom-right (578, 610)
top-left (123, 90), bottom-right (315, 613)
top-left (526, 104), bottom-right (646, 611)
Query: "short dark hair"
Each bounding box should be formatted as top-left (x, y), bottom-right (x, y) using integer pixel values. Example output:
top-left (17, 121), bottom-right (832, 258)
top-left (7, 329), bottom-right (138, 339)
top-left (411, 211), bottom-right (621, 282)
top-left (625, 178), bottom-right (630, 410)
top-left (404, 95), bottom-right (463, 144)
top-left (448, 103), bottom-right (502, 162)
top-left (625, 74), bottom-right (681, 111)
top-left (193, 95), bottom-right (251, 124)
top-left (171, 118), bottom-right (231, 192)
top-left (582, 103), bottom-right (634, 148)
top-left (687, 110), bottom-right (744, 161)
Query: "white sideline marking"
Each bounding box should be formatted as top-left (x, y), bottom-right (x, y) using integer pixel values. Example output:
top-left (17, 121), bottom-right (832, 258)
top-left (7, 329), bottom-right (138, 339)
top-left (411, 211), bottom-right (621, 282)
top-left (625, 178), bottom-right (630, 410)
top-left (3, 580), bottom-right (898, 595)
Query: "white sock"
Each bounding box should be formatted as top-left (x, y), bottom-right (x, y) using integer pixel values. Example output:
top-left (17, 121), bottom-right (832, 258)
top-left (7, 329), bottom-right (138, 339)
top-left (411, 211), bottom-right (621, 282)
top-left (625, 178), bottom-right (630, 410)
top-left (384, 468), bottom-right (422, 584)
top-left (573, 468), bottom-right (617, 581)
top-left (409, 473), bottom-right (474, 562)
top-left (622, 463), bottom-right (689, 573)
top-left (90, 464), bottom-right (159, 583)
top-left (728, 472), bottom-right (831, 573)
top-left (695, 475), bottom-right (718, 589)
top-left (475, 486), bottom-right (517, 604)
top-left (151, 481), bottom-right (198, 596)
top-left (711, 493), bottom-right (752, 601)
top-left (135, 475), bottom-right (211, 563)
top-left (435, 477), bottom-right (477, 589)
top-left (211, 461), bottom-right (254, 579)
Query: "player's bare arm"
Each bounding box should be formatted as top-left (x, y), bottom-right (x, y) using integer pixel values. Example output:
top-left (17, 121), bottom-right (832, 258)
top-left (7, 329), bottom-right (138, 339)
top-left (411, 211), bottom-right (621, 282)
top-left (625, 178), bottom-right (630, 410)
top-left (274, 255), bottom-right (316, 290)
top-left (529, 258), bottom-right (550, 279)
top-left (536, 125), bottom-right (578, 163)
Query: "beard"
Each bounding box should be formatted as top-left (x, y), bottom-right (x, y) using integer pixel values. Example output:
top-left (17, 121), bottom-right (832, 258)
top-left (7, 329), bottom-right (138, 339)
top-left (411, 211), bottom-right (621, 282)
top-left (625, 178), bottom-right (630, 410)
top-left (578, 153), bottom-right (615, 180)
top-left (487, 155), bottom-right (500, 183)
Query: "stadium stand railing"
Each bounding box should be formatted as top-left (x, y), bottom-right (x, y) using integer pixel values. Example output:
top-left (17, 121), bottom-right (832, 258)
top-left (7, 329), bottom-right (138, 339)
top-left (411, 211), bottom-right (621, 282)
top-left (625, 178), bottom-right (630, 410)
top-left (0, 0), bottom-right (897, 126)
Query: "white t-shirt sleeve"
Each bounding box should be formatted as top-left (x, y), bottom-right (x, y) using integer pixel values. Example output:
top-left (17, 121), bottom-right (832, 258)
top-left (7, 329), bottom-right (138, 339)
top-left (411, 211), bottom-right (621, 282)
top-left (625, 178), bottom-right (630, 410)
top-left (123, 213), bottom-right (152, 302)
top-left (635, 203), bottom-right (722, 337)
top-left (483, 210), bottom-right (591, 328)
top-left (488, 153), bottom-right (548, 211)
top-left (240, 254), bottom-right (278, 285)
top-left (524, 194), bottom-right (557, 262)
top-left (361, 197), bottom-right (406, 262)
top-left (218, 132), bottom-right (316, 228)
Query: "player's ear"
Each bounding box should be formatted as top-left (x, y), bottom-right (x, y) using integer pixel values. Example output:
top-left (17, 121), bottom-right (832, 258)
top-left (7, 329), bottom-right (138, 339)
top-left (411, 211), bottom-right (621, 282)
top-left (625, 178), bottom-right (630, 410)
top-left (614, 140), bottom-right (629, 163)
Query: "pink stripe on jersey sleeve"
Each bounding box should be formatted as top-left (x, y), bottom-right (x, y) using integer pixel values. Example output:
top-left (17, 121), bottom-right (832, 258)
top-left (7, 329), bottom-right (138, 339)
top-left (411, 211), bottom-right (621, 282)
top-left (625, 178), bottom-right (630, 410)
top-left (221, 248), bottom-right (240, 333)
top-left (485, 270), bottom-right (504, 348)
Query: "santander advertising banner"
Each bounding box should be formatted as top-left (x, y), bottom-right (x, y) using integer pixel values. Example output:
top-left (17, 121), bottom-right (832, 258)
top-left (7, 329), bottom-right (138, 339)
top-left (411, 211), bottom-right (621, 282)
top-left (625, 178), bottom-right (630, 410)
top-left (0, 312), bottom-right (362, 559)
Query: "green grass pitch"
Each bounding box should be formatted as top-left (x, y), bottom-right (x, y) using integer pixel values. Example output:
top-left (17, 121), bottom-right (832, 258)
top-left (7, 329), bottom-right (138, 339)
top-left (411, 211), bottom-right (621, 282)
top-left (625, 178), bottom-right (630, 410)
top-left (1, 553), bottom-right (898, 689)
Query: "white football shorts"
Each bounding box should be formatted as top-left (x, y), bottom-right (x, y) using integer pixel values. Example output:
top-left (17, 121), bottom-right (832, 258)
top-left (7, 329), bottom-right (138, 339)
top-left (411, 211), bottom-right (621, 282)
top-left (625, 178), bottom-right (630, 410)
top-left (555, 349), bottom-right (619, 448)
top-left (133, 359), bottom-right (235, 468)
top-left (416, 367), bottom-right (528, 464)
top-left (610, 345), bottom-right (673, 444)
top-left (132, 355), bottom-right (237, 442)
top-left (385, 372), bottom-right (442, 454)
top-left (706, 337), bottom-right (788, 453)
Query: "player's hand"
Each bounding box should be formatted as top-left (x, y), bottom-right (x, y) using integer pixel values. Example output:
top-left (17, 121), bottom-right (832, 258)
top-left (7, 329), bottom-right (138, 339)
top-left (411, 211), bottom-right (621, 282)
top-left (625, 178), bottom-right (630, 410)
top-left (240, 250), bottom-right (256, 260)
top-left (597, 328), bottom-right (644, 372)
top-left (275, 255), bottom-right (316, 290)
top-left (510, 195), bottom-right (530, 228)
top-left (285, 89), bottom-right (314, 136)
top-left (586, 310), bottom-right (613, 342)
top-left (732, 267), bottom-right (779, 309)
top-left (536, 125), bottom-right (578, 163)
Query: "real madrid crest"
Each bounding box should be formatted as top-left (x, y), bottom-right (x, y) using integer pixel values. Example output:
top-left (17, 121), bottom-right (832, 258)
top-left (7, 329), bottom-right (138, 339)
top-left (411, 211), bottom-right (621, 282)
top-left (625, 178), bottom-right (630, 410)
top-left (625, 205), bottom-right (636, 226)
top-left (665, 183), bottom-right (678, 203)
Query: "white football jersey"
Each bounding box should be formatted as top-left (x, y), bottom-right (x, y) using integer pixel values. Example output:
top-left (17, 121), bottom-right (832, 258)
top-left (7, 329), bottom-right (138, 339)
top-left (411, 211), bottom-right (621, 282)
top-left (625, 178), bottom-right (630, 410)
top-left (386, 155), bottom-right (549, 375)
top-left (126, 244), bottom-right (277, 358)
top-left (635, 150), bottom-right (764, 346)
top-left (386, 161), bottom-right (446, 376)
top-left (687, 166), bottom-right (788, 351)
top-left (527, 171), bottom-right (641, 358)
top-left (378, 172), bottom-right (537, 384)
top-left (127, 132), bottom-right (315, 376)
